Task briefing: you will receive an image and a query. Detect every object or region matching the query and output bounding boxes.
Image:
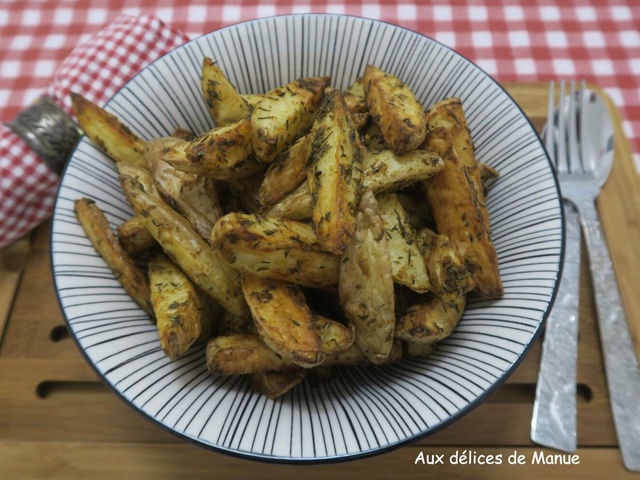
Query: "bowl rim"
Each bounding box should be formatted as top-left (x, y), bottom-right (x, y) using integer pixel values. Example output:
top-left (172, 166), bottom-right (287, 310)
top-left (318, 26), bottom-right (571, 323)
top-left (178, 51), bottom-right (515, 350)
top-left (50, 12), bottom-right (566, 464)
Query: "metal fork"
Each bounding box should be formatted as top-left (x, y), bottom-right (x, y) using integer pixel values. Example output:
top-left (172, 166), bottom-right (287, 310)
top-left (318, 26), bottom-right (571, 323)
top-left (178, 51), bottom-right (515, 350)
top-left (531, 80), bottom-right (581, 453)
top-left (538, 80), bottom-right (640, 471)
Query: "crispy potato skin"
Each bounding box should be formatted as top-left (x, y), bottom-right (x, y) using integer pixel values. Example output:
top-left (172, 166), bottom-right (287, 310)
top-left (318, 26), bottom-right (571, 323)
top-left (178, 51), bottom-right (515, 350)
top-left (422, 100), bottom-right (503, 299)
top-left (339, 190), bottom-right (395, 364)
top-left (70, 92), bottom-right (147, 168)
top-left (117, 216), bottom-right (157, 255)
top-left (74, 198), bottom-right (153, 316)
top-left (211, 212), bottom-right (340, 289)
top-left (259, 133), bottom-right (312, 207)
top-left (308, 89), bottom-right (363, 255)
top-left (201, 57), bottom-right (252, 126)
top-left (377, 193), bottom-right (431, 293)
top-left (363, 65), bottom-right (426, 156)
top-left (149, 252), bottom-right (208, 360)
top-left (251, 76), bottom-right (330, 163)
top-left (395, 294), bottom-right (466, 344)
top-left (242, 274), bottom-right (325, 368)
top-left (120, 175), bottom-right (250, 319)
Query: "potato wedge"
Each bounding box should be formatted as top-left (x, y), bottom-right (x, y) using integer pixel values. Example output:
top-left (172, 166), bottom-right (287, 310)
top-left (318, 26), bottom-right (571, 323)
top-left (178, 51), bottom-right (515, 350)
top-left (314, 315), bottom-right (356, 355)
top-left (377, 193), bottom-right (431, 293)
top-left (323, 339), bottom-right (404, 367)
top-left (242, 274), bottom-right (325, 368)
top-left (266, 148), bottom-right (443, 220)
top-left (241, 93), bottom-right (265, 109)
top-left (211, 212), bottom-right (340, 289)
top-left (70, 92), bottom-right (147, 169)
top-left (185, 118), bottom-right (265, 179)
top-left (147, 139), bottom-right (223, 241)
top-left (120, 175), bottom-right (250, 319)
top-left (148, 252), bottom-right (211, 360)
top-left (395, 294), bottom-right (466, 344)
top-left (417, 228), bottom-right (475, 298)
top-left (258, 133), bottom-right (311, 206)
top-left (117, 216), bottom-right (157, 255)
top-left (251, 76), bottom-right (330, 162)
top-left (251, 370), bottom-right (306, 399)
top-left (404, 341), bottom-right (437, 358)
top-left (339, 190), bottom-right (395, 364)
top-left (307, 89), bottom-right (363, 254)
top-left (363, 65), bottom-right (426, 155)
top-left (422, 106), bottom-right (503, 299)
top-left (207, 333), bottom-right (291, 375)
top-left (74, 198), bottom-right (153, 316)
top-left (201, 57), bottom-right (252, 126)
top-left (362, 149), bottom-right (443, 194)
top-left (426, 98), bottom-right (492, 233)
top-left (206, 333), bottom-right (402, 375)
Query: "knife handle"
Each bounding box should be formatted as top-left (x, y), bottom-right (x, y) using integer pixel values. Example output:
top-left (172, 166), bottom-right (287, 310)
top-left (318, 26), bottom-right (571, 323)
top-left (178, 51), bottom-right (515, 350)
top-left (531, 202), bottom-right (580, 452)
top-left (576, 197), bottom-right (640, 472)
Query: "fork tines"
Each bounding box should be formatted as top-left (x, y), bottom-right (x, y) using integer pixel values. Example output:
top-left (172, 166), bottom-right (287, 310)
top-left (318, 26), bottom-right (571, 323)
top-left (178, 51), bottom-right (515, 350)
top-left (545, 79), bottom-right (587, 175)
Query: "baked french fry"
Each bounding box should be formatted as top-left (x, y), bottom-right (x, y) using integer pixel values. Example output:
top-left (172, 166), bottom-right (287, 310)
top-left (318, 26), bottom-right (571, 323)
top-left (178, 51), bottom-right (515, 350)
top-left (339, 190), bottom-right (395, 364)
top-left (422, 101), bottom-right (503, 299)
top-left (74, 198), bottom-right (153, 316)
top-left (148, 252), bottom-right (212, 361)
top-left (117, 216), bottom-right (157, 255)
top-left (395, 294), bottom-right (466, 344)
top-left (416, 228), bottom-right (475, 298)
top-left (70, 92), bottom-right (147, 169)
top-left (251, 76), bottom-right (330, 163)
top-left (377, 192), bottom-right (431, 293)
top-left (120, 175), bottom-right (250, 319)
top-left (242, 274), bottom-right (325, 368)
top-left (211, 212), bottom-right (340, 289)
top-left (201, 57), bottom-right (252, 126)
top-left (307, 89), bottom-right (363, 254)
top-left (258, 133), bottom-right (311, 206)
top-left (363, 65), bottom-right (426, 155)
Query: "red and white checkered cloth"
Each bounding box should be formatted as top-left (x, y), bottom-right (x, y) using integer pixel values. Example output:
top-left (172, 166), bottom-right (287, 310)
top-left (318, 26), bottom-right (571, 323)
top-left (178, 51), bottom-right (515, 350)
top-left (0, 13), bottom-right (189, 248)
top-left (1, 0), bottom-right (639, 247)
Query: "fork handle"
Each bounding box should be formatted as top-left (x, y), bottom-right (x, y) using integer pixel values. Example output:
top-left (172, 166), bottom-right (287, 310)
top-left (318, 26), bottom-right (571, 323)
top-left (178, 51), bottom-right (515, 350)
top-left (575, 197), bottom-right (640, 472)
top-left (531, 202), bottom-right (580, 452)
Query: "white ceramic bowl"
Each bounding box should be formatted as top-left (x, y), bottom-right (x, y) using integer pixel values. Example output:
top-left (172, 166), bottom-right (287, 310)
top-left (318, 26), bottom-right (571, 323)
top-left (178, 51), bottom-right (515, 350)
top-left (51, 14), bottom-right (563, 463)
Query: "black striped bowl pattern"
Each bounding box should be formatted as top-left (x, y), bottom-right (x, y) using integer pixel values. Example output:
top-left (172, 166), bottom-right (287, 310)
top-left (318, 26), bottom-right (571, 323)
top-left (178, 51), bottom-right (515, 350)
top-left (51, 14), bottom-right (564, 463)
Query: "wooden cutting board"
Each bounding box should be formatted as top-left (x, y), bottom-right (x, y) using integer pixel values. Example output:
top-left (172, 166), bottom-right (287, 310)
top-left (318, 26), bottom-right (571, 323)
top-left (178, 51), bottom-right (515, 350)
top-left (0, 82), bottom-right (639, 479)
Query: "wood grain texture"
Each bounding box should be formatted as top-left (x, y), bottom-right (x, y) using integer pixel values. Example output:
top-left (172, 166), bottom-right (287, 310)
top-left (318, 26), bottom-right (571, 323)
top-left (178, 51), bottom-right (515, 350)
top-left (0, 82), bottom-right (638, 477)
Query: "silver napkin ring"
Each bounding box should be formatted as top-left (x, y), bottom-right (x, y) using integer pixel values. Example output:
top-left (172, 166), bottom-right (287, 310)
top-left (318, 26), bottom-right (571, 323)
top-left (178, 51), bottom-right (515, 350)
top-left (6, 95), bottom-right (83, 175)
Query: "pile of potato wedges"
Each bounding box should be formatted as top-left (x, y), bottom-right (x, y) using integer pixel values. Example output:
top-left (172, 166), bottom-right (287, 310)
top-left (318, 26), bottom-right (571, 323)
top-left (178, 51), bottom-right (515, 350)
top-left (71, 59), bottom-right (503, 398)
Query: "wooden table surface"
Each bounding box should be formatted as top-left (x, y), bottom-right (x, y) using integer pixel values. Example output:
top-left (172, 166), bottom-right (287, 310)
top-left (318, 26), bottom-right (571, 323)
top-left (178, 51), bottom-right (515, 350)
top-left (1, 82), bottom-right (639, 479)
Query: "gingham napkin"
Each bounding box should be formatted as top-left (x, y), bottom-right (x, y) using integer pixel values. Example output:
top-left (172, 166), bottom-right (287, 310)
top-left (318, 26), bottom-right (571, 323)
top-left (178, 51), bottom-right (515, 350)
top-left (0, 14), bottom-right (189, 249)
